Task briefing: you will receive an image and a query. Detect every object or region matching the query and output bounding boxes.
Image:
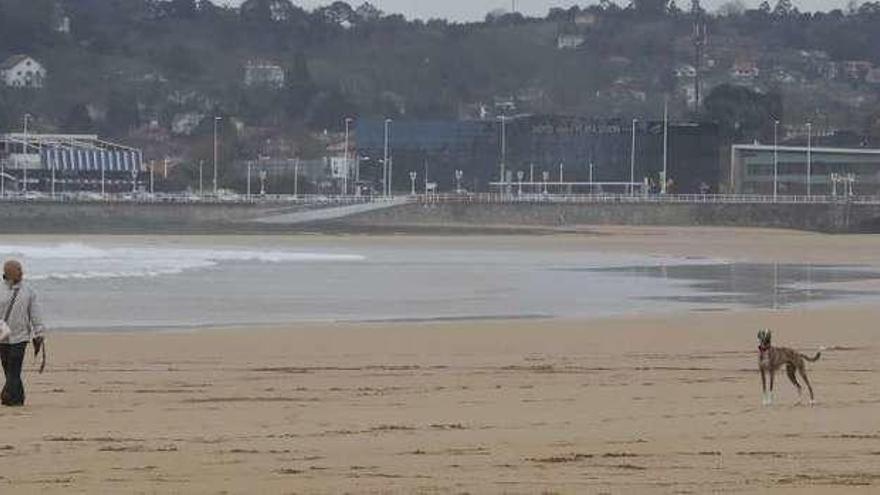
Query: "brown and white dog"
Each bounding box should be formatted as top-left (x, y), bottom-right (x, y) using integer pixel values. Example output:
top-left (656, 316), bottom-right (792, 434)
top-left (758, 329), bottom-right (824, 406)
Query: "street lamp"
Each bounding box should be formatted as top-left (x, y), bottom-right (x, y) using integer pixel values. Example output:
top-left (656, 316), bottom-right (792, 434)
top-left (247, 161), bottom-right (252, 199)
top-left (455, 169), bottom-right (463, 194)
top-left (630, 118), bottom-right (638, 196)
top-left (294, 158), bottom-right (300, 198)
top-left (499, 115), bottom-right (508, 188)
top-left (589, 161), bottom-right (595, 195)
top-left (343, 117), bottom-right (352, 196)
top-left (806, 122), bottom-right (813, 197)
top-left (409, 171), bottom-right (417, 195)
top-left (213, 116), bottom-right (222, 194)
top-left (773, 120), bottom-right (779, 201)
top-left (199, 160), bottom-right (204, 197)
top-left (259, 169), bottom-right (268, 196)
top-left (662, 96), bottom-right (669, 195)
top-left (23, 113), bottom-right (31, 193)
top-left (383, 118), bottom-right (392, 197)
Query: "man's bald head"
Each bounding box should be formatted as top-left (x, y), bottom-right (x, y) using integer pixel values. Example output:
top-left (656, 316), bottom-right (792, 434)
top-left (3, 260), bottom-right (23, 285)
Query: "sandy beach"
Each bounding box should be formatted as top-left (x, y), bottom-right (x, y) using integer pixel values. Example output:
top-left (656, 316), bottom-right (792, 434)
top-left (2, 228), bottom-right (880, 493)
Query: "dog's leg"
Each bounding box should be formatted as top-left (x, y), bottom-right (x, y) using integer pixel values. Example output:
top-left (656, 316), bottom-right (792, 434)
top-left (798, 366), bottom-right (815, 405)
top-left (767, 369), bottom-right (775, 405)
top-left (786, 364), bottom-right (803, 404)
top-left (760, 368), bottom-right (769, 406)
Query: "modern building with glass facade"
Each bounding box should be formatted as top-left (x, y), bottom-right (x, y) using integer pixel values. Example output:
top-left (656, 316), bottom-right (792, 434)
top-left (730, 144), bottom-right (880, 196)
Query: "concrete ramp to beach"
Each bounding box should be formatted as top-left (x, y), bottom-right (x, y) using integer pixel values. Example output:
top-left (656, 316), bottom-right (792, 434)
top-left (253, 198), bottom-right (411, 225)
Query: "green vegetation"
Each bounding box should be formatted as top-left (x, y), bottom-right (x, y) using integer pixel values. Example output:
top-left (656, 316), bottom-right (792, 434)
top-left (3, 0), bottom-right (880, 162)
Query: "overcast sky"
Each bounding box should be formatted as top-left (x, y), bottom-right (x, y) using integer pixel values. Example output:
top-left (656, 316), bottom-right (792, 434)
top-left (219, 1), bottom-right (852, 22)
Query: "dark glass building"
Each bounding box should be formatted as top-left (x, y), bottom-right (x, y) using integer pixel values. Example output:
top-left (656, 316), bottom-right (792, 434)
top-left (356, 116), bottom-right (720, 194)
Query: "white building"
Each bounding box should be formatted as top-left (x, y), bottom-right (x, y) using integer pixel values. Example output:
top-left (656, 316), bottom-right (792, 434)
top-left (0, 55), bottom-right (47, 88)
top-left (730, 61), bottom-right (759, 79)
top-left (674, 64), bottom-right (697, 79)
top-left (557, 34), bottom-right (586, 50)
top-left (244, 60), bottom-right (285, 89)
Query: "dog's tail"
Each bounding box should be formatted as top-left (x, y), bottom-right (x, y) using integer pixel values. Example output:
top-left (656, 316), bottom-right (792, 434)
top-left (802, 346), bottom-right (827, 363)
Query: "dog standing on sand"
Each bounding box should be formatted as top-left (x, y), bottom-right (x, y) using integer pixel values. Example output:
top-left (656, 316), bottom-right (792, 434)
top-left (758, 329), bottom-right (824, 406)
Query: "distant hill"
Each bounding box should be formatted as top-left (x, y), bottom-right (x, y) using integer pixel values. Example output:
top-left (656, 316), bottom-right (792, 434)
top-left (2, 0), bottom-right (880, 154)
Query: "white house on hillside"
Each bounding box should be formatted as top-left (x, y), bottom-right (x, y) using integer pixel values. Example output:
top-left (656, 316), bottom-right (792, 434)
top-left (0, 55), bottom-right (47, 88)
top-left (244, 60), bottom-right (285, 89)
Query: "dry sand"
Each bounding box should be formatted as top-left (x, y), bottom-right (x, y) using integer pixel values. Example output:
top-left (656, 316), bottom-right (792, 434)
top-left (3, 228), bottom-right (880, 493)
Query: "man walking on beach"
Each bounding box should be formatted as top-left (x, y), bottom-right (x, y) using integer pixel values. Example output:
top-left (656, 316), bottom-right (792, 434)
top-left (0, 260), bottom-right (45, 407)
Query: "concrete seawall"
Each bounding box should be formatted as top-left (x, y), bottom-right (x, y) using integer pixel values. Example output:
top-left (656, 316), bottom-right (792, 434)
top-left (2, 200), bottom-right (880, 234)
top-left (0, 201), bottom-right (297, 234)
top-left (332, 201), bottom-right (880, 234)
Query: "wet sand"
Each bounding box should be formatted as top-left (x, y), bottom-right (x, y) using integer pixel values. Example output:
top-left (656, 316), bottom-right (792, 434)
top-left (2, 228), bottom-right (880, 493)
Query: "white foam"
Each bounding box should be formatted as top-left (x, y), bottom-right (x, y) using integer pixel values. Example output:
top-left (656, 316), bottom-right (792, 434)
top-left (0, 243), bottom-right (365, 281)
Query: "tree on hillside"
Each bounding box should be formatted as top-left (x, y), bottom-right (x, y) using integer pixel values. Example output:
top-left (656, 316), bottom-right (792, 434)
top-left (284, 51), bottom-right (316, 118)
top-left (702, 84), bottom-right (783, 142)
top-left (0, 0), bottom-right (56, 49)
top-left (63, 103), bottom-right (95, 133)
top-left (355, 2), bottom-right (382, 22)
top-left (240, 0), bottom-right (298, 23)
top-left (631, 0), bottom-right (669, 16)
top-left (314, 1), bottom-right (355, 26)
top-left (772, 0), bottom-right (796, 19)
top-left (167, 0), bottom-right (197, 19)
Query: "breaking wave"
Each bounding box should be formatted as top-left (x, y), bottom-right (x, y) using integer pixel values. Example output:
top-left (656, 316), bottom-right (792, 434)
top-left (0, 243), bottom-right (365, 281)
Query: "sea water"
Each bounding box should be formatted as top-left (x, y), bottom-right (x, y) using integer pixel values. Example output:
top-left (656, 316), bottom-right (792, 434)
top-left (0, 239), bottom-right (878, 330)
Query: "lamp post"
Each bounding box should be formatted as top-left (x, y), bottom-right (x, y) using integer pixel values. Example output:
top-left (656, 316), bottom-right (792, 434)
top-left (213, 116), bottom-right (222, 194)
top-left (409, 171), bottom-right (417, 195)
top-left (773, 120), bottom-right (779, 201)
top-left (383, 118), bottom-right (392, 197)
top-left (294, 158), bottom-right (300, 199)
top-left (806, 122), bottom-right (812, 197)
top-left (499, 115), bottom-right (508, 191)
top-left (101, 152), bottom-right (106, 196)
top-left (23, 113), bottom-right (31, 193)
top-left (630, 118), bottom-right (638, 196)
top-left (455, 169), bottom-right (463, 194)
top-left (589, 161), bottom-right (595, 195)
top-left (199, 160), bottom-right (204, 197)
top-left (343, 117), bottom-right (352, 196)
top-left (559, 162), bottom-right (564, 183)
top-left (662, 96), bottom-right (669, 195)
top-left (423, 157), bottom-right (429, 198)
top-left (247, 162), bottom-right (252, 199)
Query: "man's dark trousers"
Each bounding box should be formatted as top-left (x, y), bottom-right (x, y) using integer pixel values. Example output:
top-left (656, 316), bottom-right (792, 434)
top-left (0, 342), bottom-right (27, 406)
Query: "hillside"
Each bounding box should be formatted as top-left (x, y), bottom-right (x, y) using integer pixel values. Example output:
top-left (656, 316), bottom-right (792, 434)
top-left (3, 0), bottom-right (880, 180)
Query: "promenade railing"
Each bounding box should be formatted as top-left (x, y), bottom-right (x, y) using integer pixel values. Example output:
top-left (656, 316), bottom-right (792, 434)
top-left (2, 191), bottom-right (880, 206)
